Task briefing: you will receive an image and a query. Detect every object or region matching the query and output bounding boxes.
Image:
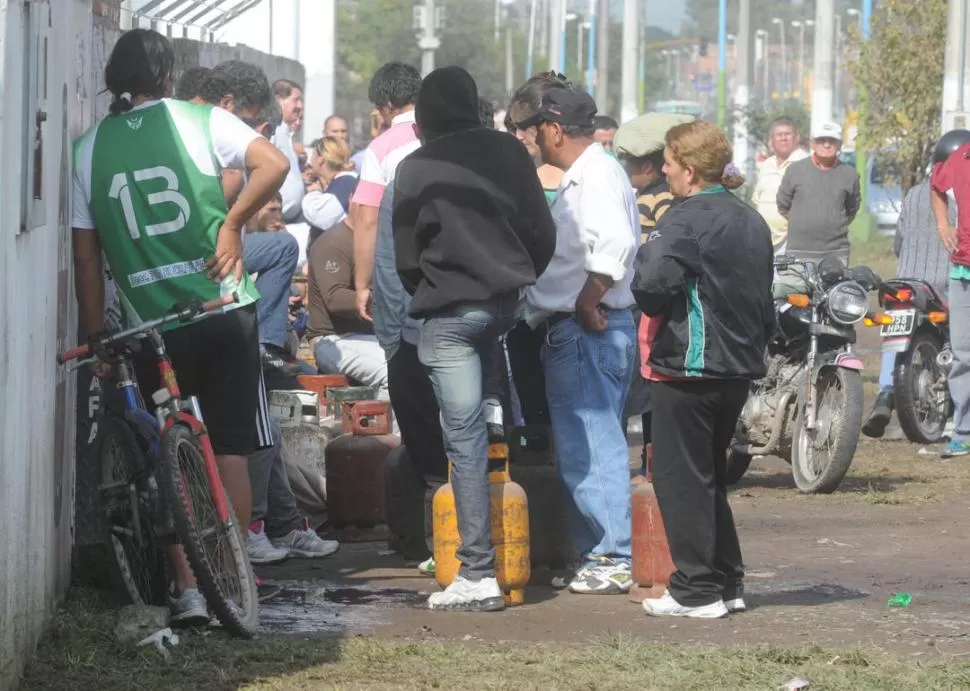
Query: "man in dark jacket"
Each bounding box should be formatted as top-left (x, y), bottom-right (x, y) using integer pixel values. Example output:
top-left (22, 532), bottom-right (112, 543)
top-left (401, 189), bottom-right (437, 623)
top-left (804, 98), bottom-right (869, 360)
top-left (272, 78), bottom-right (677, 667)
top-left (393, 66), bottom-right (556, 611)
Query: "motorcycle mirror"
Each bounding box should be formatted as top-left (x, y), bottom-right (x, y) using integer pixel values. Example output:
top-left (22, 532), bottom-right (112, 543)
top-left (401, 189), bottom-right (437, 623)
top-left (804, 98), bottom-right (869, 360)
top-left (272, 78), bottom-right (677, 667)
top-left (849, 266), bottom-right (878, 290)
top-left (818, 256), bottom-right (845, 284)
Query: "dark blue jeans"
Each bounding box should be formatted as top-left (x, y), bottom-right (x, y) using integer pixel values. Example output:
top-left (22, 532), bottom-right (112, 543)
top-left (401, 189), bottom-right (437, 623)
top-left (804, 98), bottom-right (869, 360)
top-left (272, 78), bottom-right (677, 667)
top-left (244, 232), bottom-right (299, 348)
top-left (418, 298), bottom-right (519, 580)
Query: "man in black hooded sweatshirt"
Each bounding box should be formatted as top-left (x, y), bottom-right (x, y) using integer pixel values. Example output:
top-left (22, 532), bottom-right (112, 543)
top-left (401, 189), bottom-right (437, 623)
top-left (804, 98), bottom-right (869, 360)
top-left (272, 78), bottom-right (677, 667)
top-left (394, 66), bottom-right (556, 611)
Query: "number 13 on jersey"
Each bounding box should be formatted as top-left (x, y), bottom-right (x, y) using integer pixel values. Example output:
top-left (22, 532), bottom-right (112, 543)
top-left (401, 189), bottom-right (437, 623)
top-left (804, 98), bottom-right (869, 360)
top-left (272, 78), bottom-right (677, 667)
top-left (109, 166), bottom-right (191, 240)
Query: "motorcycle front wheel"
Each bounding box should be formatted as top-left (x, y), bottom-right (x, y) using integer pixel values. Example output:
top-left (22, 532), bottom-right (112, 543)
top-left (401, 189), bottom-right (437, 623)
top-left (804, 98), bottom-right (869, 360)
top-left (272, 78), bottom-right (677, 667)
top-left (791, 367), bottom-right (864, 494)
top-left (894, 331), bottom-right (948, 444)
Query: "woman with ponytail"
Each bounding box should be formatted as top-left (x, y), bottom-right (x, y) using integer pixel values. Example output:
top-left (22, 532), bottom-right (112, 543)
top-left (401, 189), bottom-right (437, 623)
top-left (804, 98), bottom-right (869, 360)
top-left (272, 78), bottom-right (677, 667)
top-left (72, 29), bottom-right (290, 623)
top-left (631, 120), bottom-right (775, 619)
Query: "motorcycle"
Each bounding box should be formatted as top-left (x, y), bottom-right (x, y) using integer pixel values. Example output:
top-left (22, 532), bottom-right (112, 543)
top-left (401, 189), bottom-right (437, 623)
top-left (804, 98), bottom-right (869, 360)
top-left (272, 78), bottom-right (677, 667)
top-left (727, 256), bottom-right (876, 494)
top-left (870, 279), bottom-right (951, 443)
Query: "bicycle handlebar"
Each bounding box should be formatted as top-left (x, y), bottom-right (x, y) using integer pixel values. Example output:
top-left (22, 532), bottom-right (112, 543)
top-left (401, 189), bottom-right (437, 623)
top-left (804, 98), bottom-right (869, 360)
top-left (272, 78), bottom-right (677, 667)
top-left (57, 293), bottom-right (238, 364)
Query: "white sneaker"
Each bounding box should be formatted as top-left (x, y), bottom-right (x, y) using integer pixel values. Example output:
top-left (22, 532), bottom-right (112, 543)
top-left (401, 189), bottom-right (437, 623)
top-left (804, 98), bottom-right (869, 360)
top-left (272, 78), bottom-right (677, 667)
top-left (568, 557), bottom-right (634, 595)
top-left (642, 591), bottom-right (728, 619)
top-left (428, 575), bottom-right (505, 612)
top-left (247, 521), bottom-right (291, 565)
top-left (417, 557), bottom-right (436, 577)
top-left (271, 519), bottom-right (340, 558)
top-left (725, 597), bottom-right (747, 613)
top-left (168, 587), bottom-right (209, 625)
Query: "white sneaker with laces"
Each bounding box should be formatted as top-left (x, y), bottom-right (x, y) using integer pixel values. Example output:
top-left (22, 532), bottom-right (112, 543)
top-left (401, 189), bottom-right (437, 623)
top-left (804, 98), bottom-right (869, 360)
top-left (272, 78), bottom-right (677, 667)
top-left (568, 557), bottom-right (633, 595)
top-left (247, 522), bottom-right (291, 565)
top-left (271, 520), bottom-right (340, 558)
top-left (725, 597), bottom-right (747, 613)
top-left (642, 590), bottom-right (729, 619)
top-left (168, 587), bottom-right (209, 625)
top-left (428, 575), bottom-right (505, 612)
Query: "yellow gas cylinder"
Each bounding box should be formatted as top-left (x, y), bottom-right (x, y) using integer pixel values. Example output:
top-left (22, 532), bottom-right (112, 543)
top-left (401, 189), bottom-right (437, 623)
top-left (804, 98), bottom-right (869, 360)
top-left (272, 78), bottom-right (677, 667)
top-left (432, 443), bottom-right (530, 606)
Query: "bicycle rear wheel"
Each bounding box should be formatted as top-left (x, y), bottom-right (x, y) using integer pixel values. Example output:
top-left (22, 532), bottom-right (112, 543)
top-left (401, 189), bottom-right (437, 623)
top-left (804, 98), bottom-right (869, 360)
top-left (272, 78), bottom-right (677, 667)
top-left (98, 416), bottom-right (167, 606)
top-left (159, 422), bottom-right (258, 638)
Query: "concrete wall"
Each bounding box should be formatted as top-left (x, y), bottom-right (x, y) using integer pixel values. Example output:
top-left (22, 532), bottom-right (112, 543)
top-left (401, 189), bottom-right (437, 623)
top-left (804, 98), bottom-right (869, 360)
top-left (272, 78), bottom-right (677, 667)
top-left (171, 38), bottom-right (305, 91)
top-left (0, 0), bottom-right (109, 687)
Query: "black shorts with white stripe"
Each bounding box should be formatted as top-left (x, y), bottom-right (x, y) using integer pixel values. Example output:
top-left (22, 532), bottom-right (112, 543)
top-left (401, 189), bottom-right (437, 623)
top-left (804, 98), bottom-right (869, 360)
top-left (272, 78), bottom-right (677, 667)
top-left (134, 302), bottom-right (271, 455)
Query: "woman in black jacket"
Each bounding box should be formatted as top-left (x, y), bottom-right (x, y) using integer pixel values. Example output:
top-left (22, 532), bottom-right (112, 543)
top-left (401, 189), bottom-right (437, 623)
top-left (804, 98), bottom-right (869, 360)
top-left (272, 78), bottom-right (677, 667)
top-left (632, 120), bottom-right (774, 619)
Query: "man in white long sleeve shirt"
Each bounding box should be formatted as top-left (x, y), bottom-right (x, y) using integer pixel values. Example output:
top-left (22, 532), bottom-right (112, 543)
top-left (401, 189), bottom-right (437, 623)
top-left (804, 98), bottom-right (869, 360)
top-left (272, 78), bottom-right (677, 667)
top-left (272, 79), bottom-right (306, 222)
top-left (521, 86), bottom-right (639, 596)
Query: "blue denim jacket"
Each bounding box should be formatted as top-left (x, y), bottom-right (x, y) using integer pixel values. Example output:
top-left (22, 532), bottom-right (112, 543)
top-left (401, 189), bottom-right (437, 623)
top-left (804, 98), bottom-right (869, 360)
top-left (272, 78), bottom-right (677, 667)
top-left (372, 185), bottom-right (423, 359)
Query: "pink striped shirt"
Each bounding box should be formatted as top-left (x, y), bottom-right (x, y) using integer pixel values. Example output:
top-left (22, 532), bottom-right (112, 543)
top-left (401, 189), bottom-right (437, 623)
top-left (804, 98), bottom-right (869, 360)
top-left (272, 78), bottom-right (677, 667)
top-left (351, 110), bottom-right (420, 208)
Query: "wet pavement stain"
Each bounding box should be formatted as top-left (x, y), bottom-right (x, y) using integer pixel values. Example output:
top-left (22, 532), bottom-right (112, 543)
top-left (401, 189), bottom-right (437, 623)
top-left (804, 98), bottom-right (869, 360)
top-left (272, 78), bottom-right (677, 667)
top-left (259, 580), bottom-right (428, 636)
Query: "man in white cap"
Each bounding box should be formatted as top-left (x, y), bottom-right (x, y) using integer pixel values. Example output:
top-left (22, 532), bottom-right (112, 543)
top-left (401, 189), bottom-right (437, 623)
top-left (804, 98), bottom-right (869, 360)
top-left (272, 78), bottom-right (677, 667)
top-left (776, 121), bottom-right (861, 265)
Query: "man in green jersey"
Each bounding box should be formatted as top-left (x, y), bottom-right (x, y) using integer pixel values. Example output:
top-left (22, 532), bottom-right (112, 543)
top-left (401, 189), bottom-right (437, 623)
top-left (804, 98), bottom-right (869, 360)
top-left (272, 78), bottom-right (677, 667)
top-left (71, 30), bottom-right (289, 621)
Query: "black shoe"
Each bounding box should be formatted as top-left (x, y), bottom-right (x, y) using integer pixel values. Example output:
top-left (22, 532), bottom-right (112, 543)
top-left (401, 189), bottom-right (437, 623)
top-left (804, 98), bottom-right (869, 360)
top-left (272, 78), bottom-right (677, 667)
top-left (261, 345), bottom-right (303, 376)
top-left (862, 390), bottom-right (893, 438)
top-left (487, 423), bottom-right (506, 444)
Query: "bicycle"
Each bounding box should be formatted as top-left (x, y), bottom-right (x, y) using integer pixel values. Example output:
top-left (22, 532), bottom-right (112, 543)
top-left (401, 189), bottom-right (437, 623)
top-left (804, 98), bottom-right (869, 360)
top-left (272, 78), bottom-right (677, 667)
top-left (59, 293), bottom-right (259, 638)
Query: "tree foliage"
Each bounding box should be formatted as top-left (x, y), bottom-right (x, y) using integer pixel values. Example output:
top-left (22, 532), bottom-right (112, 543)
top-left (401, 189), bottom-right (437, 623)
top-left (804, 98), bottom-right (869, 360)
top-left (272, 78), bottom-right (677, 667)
top-left (847, 0), bottom-right (946, 192)
top-left (735, 100), bottom-right (810, 152)
top-left (335, 0), bottom-right (507, 139)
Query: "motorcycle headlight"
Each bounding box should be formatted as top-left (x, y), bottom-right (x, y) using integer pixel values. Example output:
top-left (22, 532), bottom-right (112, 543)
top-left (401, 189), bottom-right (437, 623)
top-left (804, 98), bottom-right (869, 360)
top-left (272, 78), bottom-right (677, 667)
top-left (826, 280), bottom-right (869, 326)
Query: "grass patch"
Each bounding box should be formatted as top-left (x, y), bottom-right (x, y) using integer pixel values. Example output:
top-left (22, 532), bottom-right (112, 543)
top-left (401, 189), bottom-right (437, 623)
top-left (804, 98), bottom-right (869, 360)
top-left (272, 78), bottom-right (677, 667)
top-left (20, 591), bottom-right (970, 690)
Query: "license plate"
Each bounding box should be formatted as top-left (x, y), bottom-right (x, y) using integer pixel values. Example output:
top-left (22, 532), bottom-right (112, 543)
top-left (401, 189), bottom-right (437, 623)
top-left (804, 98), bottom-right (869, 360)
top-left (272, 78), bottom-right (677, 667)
top-left (881, 309), bottom-right (916, 338)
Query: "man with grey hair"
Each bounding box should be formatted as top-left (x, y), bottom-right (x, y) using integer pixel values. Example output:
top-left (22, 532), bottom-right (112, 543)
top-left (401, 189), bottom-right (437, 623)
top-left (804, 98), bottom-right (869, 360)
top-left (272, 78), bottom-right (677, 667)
top-left (752, 116), bottom-right (808, 254)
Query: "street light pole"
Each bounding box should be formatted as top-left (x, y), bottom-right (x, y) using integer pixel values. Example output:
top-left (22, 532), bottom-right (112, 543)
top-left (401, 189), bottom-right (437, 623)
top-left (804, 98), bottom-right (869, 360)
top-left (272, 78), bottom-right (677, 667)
top-left (526, 0), bottom-right (537, 79)
top-left (756, 29), bottom-right (769, 104)
top-left (811, 0), bottom-right (834, 131)
top-left (717, 0), bottom-right (727, 127)
top-left (586, 0), bottom-right (596, 95)
top-left (772, 17), bottom-right (786, 98)
top-left (417, 0), bottom-right (441, 77)
top-left (622, 0), bottom-right (639, 121)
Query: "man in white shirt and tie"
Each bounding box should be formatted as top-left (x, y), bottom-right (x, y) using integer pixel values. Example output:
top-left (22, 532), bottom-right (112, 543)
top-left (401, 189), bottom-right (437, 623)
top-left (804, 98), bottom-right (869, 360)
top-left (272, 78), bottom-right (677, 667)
top-left (519, 86), bottom-right (639, 596)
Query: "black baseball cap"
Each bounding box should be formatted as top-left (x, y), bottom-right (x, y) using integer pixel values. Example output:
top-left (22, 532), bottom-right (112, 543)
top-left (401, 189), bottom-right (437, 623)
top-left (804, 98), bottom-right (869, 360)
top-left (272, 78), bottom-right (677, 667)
top-left (517, 87), bottom-right (598, 129)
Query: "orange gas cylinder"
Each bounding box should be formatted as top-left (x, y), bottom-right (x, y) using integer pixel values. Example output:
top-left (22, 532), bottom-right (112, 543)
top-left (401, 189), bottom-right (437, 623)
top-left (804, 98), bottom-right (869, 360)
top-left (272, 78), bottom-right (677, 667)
top-left (630, 448), bottom-right (676, 602)
top-left (324, 401), bottom-right (400, 532)
top-left (297, 374), bottom-right (349, 411)
top-left (433, 444), bottom-right (530, 606)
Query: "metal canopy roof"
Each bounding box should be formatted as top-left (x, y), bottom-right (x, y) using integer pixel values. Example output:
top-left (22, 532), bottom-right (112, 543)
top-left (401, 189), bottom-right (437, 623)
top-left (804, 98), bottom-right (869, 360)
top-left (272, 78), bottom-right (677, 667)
top-left (131, 0), bottom-right (263, 34)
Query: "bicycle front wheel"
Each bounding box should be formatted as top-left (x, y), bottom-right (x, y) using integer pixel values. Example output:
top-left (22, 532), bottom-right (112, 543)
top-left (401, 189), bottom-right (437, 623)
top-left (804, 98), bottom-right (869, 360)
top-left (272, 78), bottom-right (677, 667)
top-left (159, 422), bottom-right (258, 638)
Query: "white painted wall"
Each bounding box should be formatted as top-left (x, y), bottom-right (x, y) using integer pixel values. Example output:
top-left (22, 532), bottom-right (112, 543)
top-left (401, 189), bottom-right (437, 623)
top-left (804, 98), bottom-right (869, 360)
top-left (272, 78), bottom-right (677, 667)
top-left (0, 0), bottom-right (100, 686)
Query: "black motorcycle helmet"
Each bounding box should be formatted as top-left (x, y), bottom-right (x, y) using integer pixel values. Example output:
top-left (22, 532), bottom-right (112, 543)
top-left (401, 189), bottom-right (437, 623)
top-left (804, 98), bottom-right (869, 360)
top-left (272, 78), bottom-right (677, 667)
top-left (933, 129), bottom-right (970, 164)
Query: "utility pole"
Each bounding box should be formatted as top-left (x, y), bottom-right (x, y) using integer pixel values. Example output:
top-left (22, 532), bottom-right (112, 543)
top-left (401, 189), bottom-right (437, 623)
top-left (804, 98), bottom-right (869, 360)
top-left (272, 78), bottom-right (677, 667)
top-left (734, 0), bottom-right (752, 178)
top-left (810, 0), bottom-right (834, 132)
top-left (506, 12), bottom-right (515, 95)
top-left (716, 0), bottom-right (727, 127)
top-left (852, 0), bottom-right (873, 243)
top-left (834, 14), bottom-right (842, 117)
top-left (638, 1), bottom-right (647, 112)
top-left (772, 17), bottom-right (786, 97)
top-left (621, 0), bottom-right (639, 122)
top-left (495, 0), bottom-right (501, 43)
top-left (942, 0), bottom-right (969, 132)
top-left (559, 0), bottom-right (567, 75)
top-left (417, 0), bottom-right (441, 77)
top-left (586, 0), bottom-right (596, 95)
top-left (596, 0), bottom-right (609, 111)
top-left (548, 0), bottom-right (560, 71)
top-left (526, 0), bottom-right (538, 79)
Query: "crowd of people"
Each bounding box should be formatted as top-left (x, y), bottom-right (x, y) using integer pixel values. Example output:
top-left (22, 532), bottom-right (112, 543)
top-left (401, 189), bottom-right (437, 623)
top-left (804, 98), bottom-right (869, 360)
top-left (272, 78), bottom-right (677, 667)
top-left (73, 25), bottom-right (970, 626)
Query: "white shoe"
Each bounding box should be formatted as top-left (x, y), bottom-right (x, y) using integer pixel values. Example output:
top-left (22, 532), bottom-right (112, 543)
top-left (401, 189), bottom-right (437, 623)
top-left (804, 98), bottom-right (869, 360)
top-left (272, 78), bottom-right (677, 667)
top-left (168, 587), bottom-right (209, 625)
top-left (568, 557), bottom-right (634, 595)
top-left (271, 519), bottom-right (340, 558)
top-left (417, 557), bottom-right (436, 577)
top-left (642, 591), bottom-right (728, 619)
top-left (428, 575), bottom-right (505, 612)
top-left (247, 522), bottom-right (291, 565)
top-left (725, 597), bottom-right (747, 613)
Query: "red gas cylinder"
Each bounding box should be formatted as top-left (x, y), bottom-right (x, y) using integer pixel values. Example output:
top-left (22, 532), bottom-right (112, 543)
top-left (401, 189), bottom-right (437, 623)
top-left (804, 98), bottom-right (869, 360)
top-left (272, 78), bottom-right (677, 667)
top-left (630, 446), bottom-right (676, 602)
top-left (324, 401), bottom-right (400, 537)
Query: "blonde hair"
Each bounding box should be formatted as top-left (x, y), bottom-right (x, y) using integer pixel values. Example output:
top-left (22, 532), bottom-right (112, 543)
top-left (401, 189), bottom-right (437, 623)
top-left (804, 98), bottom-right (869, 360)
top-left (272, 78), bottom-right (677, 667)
top-left (313, 136), bottom-right (354, 172)
top-left (665, 121), bottom-right (745, 190)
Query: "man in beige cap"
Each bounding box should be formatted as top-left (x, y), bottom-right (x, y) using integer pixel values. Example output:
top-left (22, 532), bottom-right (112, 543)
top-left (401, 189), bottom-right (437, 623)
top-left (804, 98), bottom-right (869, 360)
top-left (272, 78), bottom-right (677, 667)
top-left (613, 112), bottom-right (694, 244)
top-left (613, 112), bottom-right (693, 477)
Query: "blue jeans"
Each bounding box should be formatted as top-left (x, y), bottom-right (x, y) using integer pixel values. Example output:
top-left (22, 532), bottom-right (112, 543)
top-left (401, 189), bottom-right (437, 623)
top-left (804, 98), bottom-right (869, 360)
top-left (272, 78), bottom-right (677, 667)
top-left (244, 232), bottom-right (299, 348)
top-left (949, 278), bottom-right (970, 442)
top-left (878, 351), bottom-right (896, 391)
top-left (543, 309), bottom-right (636, 564)
top-left (418, 298), bottom-right (519, 580)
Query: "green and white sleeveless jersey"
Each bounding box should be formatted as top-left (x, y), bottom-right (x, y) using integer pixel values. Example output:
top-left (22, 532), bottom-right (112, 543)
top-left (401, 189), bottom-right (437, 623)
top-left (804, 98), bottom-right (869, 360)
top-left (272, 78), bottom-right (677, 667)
top-left (72, 99), bottom-right (261, 327)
